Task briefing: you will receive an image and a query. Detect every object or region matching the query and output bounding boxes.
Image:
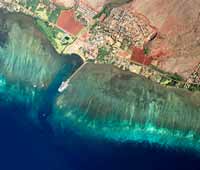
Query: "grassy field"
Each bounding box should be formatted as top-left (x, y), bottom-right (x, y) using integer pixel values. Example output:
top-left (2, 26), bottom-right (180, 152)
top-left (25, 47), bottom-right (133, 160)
top-left (94, 0), bottom-right (133, 19)
top-left (26, 0), bottom-right (40, 11)
top-left (49, 8), bottom-right (62, 23)
top-left (35, 19), bottom-right (60, 47)
top-left (109, 0), bottom-right (133, 7)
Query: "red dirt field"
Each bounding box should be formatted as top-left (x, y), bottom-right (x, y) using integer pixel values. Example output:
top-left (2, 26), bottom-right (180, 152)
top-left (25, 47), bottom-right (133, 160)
top-left (125, 0), bottom-right (200, 79)
top-left (57, 10), bottom-right (84, 36)
top-left (52, 0), bottom-right (199, 78)
top-left (131, 47), bottom-right (152, 65)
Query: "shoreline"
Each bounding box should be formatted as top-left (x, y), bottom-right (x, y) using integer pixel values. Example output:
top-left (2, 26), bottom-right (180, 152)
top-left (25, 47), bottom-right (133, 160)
top-left (0, 1), bottom-right (199, 92)
top-left (54, 63), bottom-right (200, 152)
top-left (58, 62), bottom-right (86, 92)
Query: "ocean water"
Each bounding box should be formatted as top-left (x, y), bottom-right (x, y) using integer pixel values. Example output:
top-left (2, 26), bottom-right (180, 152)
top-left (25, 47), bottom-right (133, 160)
top-left (1, 10), bottom-right (200, 170)
top-left (53, 64), bottom-right (200, 151)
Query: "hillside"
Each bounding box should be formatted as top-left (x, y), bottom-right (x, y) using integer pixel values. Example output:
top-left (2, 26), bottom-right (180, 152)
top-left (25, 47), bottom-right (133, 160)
top-left (51, 0), bottom-right (131, 11)
top-left (126, 0), bottom-right (200, 78)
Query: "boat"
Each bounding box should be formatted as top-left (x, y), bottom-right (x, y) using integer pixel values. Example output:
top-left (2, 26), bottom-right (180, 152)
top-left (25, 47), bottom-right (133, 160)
top-left (58, 80), bottom-right (69, 92)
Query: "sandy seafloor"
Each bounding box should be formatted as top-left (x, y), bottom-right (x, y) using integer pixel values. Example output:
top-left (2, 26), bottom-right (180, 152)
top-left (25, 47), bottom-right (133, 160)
top-left (0, 10), bottom-right (200, 170)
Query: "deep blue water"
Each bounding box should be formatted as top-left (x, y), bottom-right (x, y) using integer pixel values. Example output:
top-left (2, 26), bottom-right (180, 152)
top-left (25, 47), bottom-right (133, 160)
top-left (1, 67), bottom-right (200, 170)
top-left (1, 101), bottom-right (200, 170)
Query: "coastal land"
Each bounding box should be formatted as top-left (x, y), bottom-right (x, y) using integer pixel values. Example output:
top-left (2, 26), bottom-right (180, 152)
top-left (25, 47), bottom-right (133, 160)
top-left (1, 0), bottom-right (200, 152)
top-left (0, 0), bottom-right (199, 93)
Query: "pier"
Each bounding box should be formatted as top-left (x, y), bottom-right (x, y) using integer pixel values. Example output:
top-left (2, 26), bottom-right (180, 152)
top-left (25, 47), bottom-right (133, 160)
top-left (58, 62), bottom-right (87, 92)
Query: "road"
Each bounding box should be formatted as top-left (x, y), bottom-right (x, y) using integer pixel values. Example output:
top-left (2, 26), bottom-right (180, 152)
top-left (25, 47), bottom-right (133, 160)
top-left (58, 62), bottom-right (87, 92)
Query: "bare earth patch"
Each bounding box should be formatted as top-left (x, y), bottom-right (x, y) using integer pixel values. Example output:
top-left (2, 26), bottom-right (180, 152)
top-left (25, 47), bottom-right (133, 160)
top-left (126, 0), bottom-right (200, 79)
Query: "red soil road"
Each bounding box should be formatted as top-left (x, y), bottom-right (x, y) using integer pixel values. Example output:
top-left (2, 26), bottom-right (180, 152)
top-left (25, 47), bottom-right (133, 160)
top-left (57, 10), bottom-right (84, 36)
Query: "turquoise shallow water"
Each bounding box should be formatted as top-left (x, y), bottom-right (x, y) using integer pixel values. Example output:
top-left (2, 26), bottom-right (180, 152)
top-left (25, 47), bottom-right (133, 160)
top-left (52, 64), bottom-right (200, 151)
top-left (1, 9), bottom-right (200, 170)
top-left (0, 10), bottom-right (82, 121)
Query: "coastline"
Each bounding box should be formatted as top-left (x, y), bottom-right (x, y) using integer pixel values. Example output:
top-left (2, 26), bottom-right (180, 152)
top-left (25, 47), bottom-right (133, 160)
top-left (0, 1), bottom-right (199, 93)
top-left (1, 5), bottom-right (200, 169)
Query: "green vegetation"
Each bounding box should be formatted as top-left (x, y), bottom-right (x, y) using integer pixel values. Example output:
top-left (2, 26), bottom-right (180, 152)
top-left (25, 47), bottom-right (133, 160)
top-left (20, 0), bottom-right (64, 23)
top-left (121, 39), bottom-right (132, 50)
top-left (97, 47), bottom-right (110, 61)
top-left (188, 84), bottom-right (200, 91)
top-left (48, 4), bottom-right (69, 23)
top-left (169, 73), bottom-right (184, 81)
top-left (143, 46), bottom-right (150, 55)
top-left (93, 5), bottom-right (112, 19)
top-left (26, 0), bottom-right (40, 12)
top-left (90, 21), bottom-right (99, 31)
top-left (35, 18), bottom-right (74, 53)
top-left (49, 8), bottom-right (61, 23)
top-left (109, 0), bottom-right (133, 7)
top-left (76, 13), bottom-right (82, 19)
top-left (35, 19), bottom-right (60, 47)
top-left (43, 0), bottom-right (50, 5)
top-left (150, 65), bottom-right (167, 74)
top-left (150, 65), bottom-right (183, 82)
top-left (93, 0), bottom-right (133, 19)
top-left (149, 65), bottom-right (199, 91)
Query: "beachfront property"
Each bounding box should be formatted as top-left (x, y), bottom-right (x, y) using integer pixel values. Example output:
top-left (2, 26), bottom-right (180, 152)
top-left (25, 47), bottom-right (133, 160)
top-left (4, 0), bottom-right (198, 91)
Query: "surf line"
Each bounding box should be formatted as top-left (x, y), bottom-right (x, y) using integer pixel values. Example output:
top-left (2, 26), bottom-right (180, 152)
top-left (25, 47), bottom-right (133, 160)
top-left (58, 62), bottom-right (87, 92)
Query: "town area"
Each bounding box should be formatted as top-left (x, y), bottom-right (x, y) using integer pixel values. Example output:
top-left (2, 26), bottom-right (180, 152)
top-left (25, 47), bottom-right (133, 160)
top-left (0, 0), bottom-right (199, 91)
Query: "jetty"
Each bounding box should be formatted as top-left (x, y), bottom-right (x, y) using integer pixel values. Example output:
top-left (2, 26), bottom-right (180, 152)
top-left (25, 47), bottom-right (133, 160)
top-left (58, 62), bottom-right (86, 92)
